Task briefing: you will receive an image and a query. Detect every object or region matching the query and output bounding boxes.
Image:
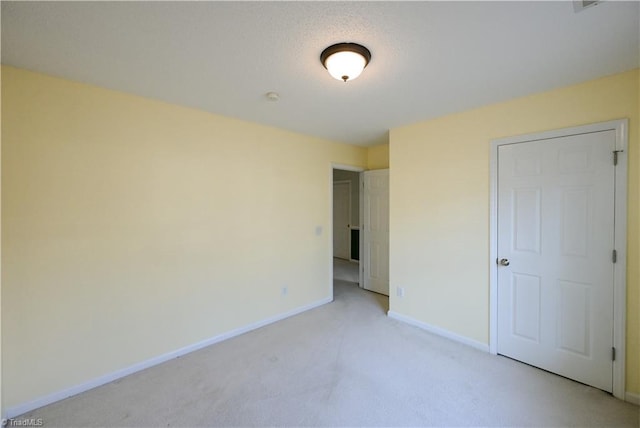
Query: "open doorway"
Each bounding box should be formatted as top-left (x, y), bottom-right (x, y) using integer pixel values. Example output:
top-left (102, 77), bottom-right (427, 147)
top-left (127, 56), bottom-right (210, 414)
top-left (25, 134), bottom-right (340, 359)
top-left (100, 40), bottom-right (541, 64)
top-left (332, 168), bottom-right (362, 286)
top-left (331, 165), bottom-right (389, 315)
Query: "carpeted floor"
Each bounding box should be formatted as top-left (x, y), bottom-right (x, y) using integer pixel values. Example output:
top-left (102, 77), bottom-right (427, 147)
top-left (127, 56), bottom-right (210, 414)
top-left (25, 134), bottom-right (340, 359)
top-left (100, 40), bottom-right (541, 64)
top-left (333, 257), bottom-right (359, 284)
top-left (19, 280), bottom-right (639, 427)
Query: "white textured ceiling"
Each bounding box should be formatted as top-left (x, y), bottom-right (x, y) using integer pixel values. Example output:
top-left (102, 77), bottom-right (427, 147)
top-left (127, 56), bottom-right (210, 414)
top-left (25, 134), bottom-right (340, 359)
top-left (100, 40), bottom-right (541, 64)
top-left (2, 1), bottom-right (639, 146)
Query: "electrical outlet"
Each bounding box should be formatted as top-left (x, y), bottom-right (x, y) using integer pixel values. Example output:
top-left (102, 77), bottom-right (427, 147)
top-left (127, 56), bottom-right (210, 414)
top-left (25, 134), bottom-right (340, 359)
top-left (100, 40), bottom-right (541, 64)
top-left (396, 287), bottom-right (405, 298)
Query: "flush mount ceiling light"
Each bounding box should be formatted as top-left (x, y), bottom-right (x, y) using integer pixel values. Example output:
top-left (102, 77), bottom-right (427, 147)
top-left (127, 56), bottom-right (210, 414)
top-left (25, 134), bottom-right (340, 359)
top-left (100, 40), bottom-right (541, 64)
top-left (320, 43), bottom-right (371, 82)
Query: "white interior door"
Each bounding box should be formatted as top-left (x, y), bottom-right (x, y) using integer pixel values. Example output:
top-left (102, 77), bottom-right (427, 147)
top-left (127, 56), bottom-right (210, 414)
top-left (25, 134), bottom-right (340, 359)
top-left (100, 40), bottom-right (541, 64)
top-left (333, 181), bottom-right (351, 260)
top-left (497, 130), bottom-right (616, 392)
top-left (363, 169), bottom-right (389, 296)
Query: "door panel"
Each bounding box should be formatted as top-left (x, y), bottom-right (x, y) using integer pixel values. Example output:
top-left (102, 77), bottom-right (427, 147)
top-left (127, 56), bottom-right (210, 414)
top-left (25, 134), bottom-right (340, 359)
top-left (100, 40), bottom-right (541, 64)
top-left (363, 169), bottom-right (389, 296)
top-left (497, 130), bottom-right (615, 392)
top-left (511, 273), bottom-right (541, 343)
top-left (557, 280), bottom-right (591, 357)
top-left (513, 188), bottom-right (541, 253)
top-left (561, 188), bottom-right (590, 257)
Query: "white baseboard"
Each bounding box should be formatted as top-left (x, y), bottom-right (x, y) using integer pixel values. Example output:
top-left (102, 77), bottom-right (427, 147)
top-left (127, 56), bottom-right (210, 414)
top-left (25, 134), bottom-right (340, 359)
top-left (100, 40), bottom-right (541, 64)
top-left (5, 297), bottom-right (333, 419)
top-left (625, 391), bottom-right (640, 406)
top-left (387, 310), bottom-right (490, 353)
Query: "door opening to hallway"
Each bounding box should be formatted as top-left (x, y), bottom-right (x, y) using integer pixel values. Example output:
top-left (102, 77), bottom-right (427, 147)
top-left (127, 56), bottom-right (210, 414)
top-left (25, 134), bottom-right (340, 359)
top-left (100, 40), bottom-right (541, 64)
top-left (331, 166), bottom-right (390, 297)
top-left (332, 168), bottom-right (361, 285)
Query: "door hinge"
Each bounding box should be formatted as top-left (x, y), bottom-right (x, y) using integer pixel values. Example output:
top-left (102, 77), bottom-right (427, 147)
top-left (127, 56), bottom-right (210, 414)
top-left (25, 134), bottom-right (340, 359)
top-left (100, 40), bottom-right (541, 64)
top-left (612, 249), bottom-right (617, 263)
top-left (612, 347), bottom-right (616, 361)
top-left (613, 150), bottom-right (623, 166)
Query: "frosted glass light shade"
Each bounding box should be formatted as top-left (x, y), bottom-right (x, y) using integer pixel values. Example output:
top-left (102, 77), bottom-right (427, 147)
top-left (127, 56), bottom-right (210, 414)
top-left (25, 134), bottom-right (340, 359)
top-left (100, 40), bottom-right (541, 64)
top-left (320, 43), bottom-right (371, 82)
top-left (325, 51), bottom-right (367, 82)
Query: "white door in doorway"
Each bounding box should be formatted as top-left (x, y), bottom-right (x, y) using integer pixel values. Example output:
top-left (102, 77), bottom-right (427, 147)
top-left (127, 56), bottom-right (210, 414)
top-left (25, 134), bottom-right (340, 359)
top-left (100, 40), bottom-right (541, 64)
top-left (497, 130), bottom-right (616, 392)
top-left (333, 181), bottom-right (351, 260)
top-left (363, 169), bottom-right (389, 296)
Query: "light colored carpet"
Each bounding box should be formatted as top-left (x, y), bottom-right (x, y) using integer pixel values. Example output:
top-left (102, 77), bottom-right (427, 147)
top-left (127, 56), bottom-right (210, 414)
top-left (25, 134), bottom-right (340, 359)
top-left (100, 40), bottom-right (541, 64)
top-left (20, 280), bottom-right (639, 427)
top-left (333, 257), bottom-right (359, 284)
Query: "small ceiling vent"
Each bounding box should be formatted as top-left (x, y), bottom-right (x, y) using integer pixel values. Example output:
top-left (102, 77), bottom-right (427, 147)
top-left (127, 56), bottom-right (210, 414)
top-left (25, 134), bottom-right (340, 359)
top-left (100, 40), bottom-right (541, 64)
top-left (573, 0), bottom-right (600, 12)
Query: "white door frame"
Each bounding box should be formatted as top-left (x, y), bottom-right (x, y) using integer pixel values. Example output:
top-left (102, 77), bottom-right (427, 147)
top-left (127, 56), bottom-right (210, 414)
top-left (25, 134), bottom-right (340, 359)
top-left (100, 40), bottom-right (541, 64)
top-left (489, 119), bottom-right (628, 400)
top-left (330, 164), bottom-right (365, 299)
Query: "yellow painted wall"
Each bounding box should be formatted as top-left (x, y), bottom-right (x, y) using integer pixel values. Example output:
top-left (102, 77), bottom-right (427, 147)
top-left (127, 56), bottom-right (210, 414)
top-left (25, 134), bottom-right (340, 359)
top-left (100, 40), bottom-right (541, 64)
top-left (1, 66), bottom-right (367, 410)
top-left (389, 69), bottom-right (639, 395)
top-left (367, 143), bottom-right (389, 170)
